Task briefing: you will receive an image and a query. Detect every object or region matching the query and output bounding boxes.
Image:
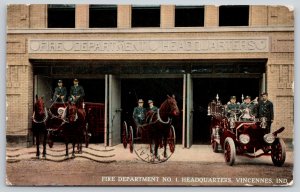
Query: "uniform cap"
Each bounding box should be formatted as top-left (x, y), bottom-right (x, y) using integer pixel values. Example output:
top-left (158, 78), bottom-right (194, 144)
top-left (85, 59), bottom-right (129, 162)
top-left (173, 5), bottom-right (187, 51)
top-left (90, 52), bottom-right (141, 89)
top-left (148, 100), bottom-right (153, 104)
top-left (230, 96), bottom-right (236, 99)
top-left (58, 80), bottom-right (63, 83)
top-left (261, 92), bottom-right (268, 96)
top-left (245, 96), bottom-right (251, 99)
top-left (138, 99), bottom-right (144, 103)
top-left (73, 79), bottom-right (79, 82)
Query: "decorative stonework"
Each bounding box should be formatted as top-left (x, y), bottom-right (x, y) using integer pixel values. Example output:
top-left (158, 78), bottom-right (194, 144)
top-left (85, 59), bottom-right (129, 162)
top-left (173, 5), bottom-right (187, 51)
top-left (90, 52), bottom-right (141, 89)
top-left (269, 64), bottom-right (294, 89)
top-left (28, 37), bottom-right (269, 54)
top-left (271, 37), bottom-right (294, 53)
top-left (7, 39), bottom-right (26, 54)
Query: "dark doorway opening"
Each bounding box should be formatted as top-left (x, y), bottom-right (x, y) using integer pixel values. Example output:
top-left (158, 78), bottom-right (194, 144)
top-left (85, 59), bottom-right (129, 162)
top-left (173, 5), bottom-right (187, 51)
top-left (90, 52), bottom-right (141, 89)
top-left (121, 78), bottom-right (183, 144)
top-left (192, 78), bottom-right (260, 144)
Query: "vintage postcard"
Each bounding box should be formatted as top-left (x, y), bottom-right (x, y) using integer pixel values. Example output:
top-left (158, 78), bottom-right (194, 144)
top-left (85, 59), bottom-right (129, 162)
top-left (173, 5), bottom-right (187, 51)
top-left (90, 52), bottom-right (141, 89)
top-left (6, 4), bottom-right (294, 186)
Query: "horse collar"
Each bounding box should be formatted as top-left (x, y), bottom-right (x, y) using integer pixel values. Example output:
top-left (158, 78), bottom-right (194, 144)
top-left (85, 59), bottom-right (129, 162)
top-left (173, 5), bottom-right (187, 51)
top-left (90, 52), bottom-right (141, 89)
top-left (157, 109), bottom-right (170, 124)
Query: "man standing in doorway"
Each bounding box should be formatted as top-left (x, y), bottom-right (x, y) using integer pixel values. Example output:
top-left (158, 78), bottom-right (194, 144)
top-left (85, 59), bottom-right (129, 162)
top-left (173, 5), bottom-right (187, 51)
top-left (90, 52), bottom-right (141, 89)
top-left (257, 92), bottom-right (274, 133)
top-left (53, 80), bottom-right (67, 103)
top-left (69, 79), bottom-right (85, 104)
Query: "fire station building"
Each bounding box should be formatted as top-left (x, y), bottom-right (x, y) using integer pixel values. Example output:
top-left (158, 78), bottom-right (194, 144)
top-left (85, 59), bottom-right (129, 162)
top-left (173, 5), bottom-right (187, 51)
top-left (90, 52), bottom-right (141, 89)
top-left (6, 4), bottom-right (294, 147)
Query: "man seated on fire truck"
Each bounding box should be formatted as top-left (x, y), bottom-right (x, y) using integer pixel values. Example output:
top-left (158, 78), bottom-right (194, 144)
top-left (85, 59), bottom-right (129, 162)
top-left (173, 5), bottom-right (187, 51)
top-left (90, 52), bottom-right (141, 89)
top-left (239, 95), bottom-right (258, 121)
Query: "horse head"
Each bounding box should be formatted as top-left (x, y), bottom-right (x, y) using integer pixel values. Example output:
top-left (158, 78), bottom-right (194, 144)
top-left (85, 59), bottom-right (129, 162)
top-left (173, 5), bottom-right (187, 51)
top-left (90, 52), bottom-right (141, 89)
top-left (33, 95), bottom-right (47, 122)
top-left (67, 103), bottom-right (78, 124)
top-left (166, 94), bottom-right (180, 117)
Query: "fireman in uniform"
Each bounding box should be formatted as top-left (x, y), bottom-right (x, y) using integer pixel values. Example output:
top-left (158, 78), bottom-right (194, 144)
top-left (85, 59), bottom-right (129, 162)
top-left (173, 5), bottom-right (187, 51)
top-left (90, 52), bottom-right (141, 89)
top-left (147, 100), bottom-right (158, 113)
top-left (239, 95), bottom-right (258, 121)
top-left (53, 80), bottom-right (67, 103)
top-left (69, 79), bottom-right (85, 103)
top-left (226, 96), bottom-right (240, 118)
top-left (133, 99), bottom-right (147, 126)
top-left (257, 92), bottom-right (274, 133)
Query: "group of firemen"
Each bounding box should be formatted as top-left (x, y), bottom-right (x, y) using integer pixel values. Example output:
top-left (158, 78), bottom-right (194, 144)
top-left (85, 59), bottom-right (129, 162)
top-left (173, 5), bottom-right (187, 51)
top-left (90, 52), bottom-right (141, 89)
top-left (132, 99), bottom-right (158, 125)
top-left (52, 79), bottom-right (85, 103)
top-left (225, 93), bottom-right (274, 133)
top-left (52, 79), bottom-right (274, 132)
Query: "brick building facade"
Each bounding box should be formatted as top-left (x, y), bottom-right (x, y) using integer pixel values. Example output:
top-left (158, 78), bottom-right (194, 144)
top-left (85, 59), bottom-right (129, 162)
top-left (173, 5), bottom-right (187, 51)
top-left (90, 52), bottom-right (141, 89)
top-left (6, 4), bottom-right (294, 147)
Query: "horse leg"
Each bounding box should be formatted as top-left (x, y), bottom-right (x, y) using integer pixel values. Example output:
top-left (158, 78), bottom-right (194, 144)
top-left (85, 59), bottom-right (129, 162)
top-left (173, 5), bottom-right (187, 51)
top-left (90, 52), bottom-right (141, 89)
top-left (42, 132), bottom-right (47, 158)
top-left (36, 134), bottom-right (40, 158)
top-left (72, 142), bottom-right (75, 158)
top-left (65, 142), bottom-right (69, 158)
top-left (163, 136), bottom-right (168, 158)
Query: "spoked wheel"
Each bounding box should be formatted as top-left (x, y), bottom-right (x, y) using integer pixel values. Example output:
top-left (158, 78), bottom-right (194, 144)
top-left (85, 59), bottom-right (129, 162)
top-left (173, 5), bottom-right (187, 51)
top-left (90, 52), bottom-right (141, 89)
top-left (134, 125), bottom-right (175, 164)
top-left (168, 125), bottom-right (176, 153)
top-left (122, 121), bottom-right (128, 149)
top-left (128, 126), bottom-right (134, 153)
top-left (271, 138), bottom-right (286, 167)
top-left (224, 137), bottom-right (236, 166)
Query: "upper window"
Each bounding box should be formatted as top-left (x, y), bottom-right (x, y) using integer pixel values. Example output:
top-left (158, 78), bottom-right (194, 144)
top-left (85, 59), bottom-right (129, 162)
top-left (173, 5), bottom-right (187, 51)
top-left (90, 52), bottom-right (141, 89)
top-left (89, 5), bottom-right (117, 28)
top-left (132, 6), bottom-right (160, 27)
top-left (47, 4), bottom-right (75, 28)
top-left (219, 5), bottom-right (249, 26)
top-left (175, 6), bottom-right (204, 27)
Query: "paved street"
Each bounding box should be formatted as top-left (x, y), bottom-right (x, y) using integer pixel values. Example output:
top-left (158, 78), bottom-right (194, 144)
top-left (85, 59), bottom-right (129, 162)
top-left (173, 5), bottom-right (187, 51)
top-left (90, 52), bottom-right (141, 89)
top-left (6, 143), bottom-right (293, 186)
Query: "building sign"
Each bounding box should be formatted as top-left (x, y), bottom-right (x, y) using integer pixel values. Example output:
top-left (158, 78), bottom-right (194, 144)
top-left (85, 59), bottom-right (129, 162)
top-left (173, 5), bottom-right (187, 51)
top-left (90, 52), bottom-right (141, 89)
top-left (29, 38), bottom-right (269, 54)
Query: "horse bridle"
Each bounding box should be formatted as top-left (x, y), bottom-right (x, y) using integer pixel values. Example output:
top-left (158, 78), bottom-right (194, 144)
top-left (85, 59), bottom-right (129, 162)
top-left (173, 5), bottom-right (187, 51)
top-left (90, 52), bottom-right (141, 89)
top-left (32, 107), bottom-right (48, 124)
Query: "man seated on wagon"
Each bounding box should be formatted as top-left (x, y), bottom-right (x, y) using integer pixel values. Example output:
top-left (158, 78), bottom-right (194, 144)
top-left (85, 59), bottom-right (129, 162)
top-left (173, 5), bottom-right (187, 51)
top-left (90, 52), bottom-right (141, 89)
top-left (69, 79), bottom-right (85, 105)
top-left (226, 96), bottom-right (240, 118)
top-left (53, 80), bottom-right (67, 103)
top-left (133, 99), bottom-right (147, 126)
top-left (239, 95), bottom-right (258, 121)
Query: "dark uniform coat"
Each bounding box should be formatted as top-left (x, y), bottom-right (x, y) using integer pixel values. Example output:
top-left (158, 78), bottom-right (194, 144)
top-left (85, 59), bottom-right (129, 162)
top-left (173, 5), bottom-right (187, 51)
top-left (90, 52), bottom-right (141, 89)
top-left (70, 85), bottom-right (85, 102)
top-left (148, 106), bottom-right (158, 113)
top-left (53, 86), bottom-right (67, 102)
top-left (226, 102), bottom-right (240, 117)
top-left (257, 100), bottom-right (274, 121)
top-left (240, 102), bottom-right (257, 118)
top-left (133, 106), bottom-right (146, 125)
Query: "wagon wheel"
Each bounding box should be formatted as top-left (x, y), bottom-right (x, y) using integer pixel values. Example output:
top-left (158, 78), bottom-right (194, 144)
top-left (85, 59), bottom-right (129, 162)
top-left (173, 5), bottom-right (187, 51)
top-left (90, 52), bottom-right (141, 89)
top-left (271, 138), bottom-right (286, 167)
top-left (85, 123), bottom-right (90, 148)
top-left (224, 137), bottom-right (236, 166)
top-left (122, 121), bottom-right (128, 149)
top-left (128, 126), bottom-right (134, 153)
top-left (168, 125), bottom-right (176, 153)
top-left (134, 125), bottom-right (175, 164)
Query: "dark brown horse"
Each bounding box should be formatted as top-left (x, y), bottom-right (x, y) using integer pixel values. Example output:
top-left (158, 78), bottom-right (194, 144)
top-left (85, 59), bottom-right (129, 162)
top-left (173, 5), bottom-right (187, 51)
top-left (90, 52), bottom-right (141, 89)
top-left (63, 102), bottom-right (86, 158)
top-left (32, 95), bottom-right (48, 158)
top-left (146, 95), bottom-right (180, 161)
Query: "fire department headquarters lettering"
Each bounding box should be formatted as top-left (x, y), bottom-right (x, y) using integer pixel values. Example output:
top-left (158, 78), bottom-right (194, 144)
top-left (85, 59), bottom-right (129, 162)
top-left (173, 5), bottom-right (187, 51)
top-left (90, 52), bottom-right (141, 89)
top-left (29, 38), bottom-right (269, 54)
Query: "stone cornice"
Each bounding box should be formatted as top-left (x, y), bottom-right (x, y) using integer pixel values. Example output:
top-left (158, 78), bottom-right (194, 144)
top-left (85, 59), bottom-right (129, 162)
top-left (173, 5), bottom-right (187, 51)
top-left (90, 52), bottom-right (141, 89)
top-left (7, 26), bottom-right (294, 34)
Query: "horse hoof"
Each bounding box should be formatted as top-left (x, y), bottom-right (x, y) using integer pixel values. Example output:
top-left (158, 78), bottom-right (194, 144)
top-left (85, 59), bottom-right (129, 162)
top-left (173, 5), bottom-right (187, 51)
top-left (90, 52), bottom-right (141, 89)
top-left (36, 156), bottom-right (40, 159)
top-left (65, 155), bottom-right (69, 159)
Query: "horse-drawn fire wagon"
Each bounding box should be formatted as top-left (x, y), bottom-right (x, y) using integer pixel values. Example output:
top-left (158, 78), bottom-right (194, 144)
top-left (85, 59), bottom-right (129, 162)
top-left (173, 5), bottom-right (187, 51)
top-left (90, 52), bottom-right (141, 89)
top-left (32, 96), bottom-right (104, 158)
top-left (207, 95), bottom-right (286, 166)
top-left (122, 96), bottom-right (179, 163)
